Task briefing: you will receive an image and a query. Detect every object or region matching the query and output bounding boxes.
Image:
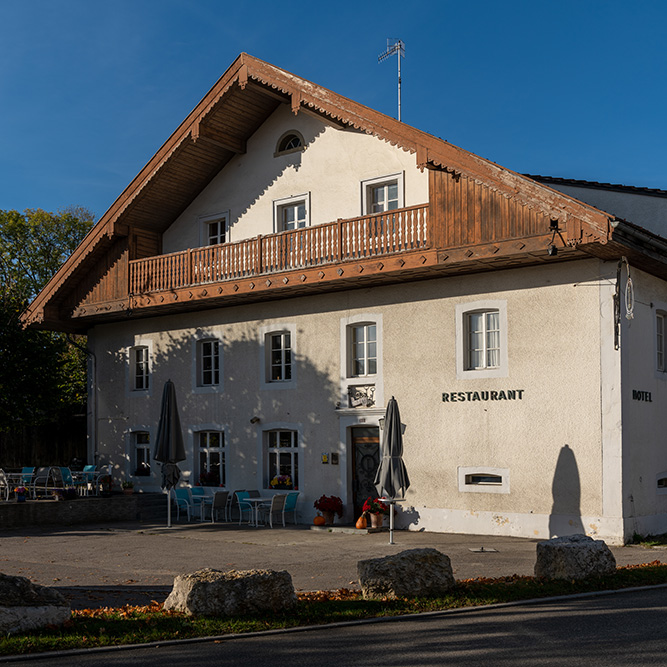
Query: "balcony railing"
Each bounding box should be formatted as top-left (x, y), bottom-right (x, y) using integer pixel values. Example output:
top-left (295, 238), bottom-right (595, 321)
top-left (129, 204), bottom-right (429, 295)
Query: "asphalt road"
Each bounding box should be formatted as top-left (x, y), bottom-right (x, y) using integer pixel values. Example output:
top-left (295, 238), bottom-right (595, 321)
top-left (3, 587), bottom-right (667, 666)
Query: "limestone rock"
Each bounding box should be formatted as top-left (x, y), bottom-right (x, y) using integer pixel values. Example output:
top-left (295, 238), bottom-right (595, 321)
top-left (163, 567), bottom-right (297, 617)
top-left (357, 548), bottom-right (455, 599)
top-left (535, 534), bottom-right (616, 580)
top-left (0, 573), bottom-right (70, 635)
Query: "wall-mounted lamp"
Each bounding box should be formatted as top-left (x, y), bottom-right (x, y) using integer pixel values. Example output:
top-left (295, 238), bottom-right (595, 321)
top-left (546, 220), bottom-right (566, 258)
top-left (249, 416), bottom-right (260, 424)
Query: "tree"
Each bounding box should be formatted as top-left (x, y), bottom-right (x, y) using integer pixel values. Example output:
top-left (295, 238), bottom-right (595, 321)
top-left (0, 207), bottom-right (94, 431)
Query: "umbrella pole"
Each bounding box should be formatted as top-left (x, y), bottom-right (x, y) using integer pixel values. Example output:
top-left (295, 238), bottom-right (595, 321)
top-left (389, 502), bottom-right (394, 545)
top-left (167, 489), bottom-right (172, 528)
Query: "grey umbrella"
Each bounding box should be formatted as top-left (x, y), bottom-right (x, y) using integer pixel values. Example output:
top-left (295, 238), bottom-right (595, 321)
top-left (153, 380), bottom-right (186, 527)
top-left (375, 396), bottom-right (410, 544)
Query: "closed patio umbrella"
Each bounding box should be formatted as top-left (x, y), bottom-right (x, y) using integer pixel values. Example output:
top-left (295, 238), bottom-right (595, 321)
top-left (153, 380), bottom-right (186, 527)
top-left (375, 396), bottom-right (410, 544)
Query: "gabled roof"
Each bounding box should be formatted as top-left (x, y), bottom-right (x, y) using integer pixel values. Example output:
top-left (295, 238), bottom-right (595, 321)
top-left (24, 54), bottom-right (619, 330)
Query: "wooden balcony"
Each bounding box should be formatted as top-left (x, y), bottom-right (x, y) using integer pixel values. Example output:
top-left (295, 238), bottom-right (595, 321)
top-left (129, 204), bottom-right (430, 295)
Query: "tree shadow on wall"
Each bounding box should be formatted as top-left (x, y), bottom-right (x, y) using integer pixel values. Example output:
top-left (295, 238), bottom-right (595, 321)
top-left (101, 321), bottom-right (339, 495)
top-left (549, 444), bottom-right (585, 538)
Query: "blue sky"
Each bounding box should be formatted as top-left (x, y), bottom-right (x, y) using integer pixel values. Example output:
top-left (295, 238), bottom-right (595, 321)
top-left (1, 0), bottom-right (666, 220)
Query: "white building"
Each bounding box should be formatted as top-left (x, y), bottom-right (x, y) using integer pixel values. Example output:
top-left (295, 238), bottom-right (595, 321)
top-left (24, 54), bottom-right (667, 544)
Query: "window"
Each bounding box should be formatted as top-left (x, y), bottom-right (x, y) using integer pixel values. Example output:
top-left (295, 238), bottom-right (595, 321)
top-left (361, 173), bottom-right (404, 214)
top-left (199, 212), bottom-right (229, 247)
top-left (658, 312), bottom-right (665, 372)
top-left (458, 466), bottom-right (510, 494)
top-left (206, 218), bottom-right (226, 246)
top-left (456, 301), bottom-right (508, 379)
top-left (466, 310), bottom-right (500, 370)
top-left (131, 346), bottom-right (149, 391)
top-left (265, 430), bottom-right (299, 490)
top-left (198, 431), bottom-right (225, 486)
top-left (350, 324), bottom-right (377, 377)
top-left (278, 200), bottom-right (307, 231)
top-left (269, 332), bottom-right (292, 382)
top-left (133, 431), bottom-right (151, 476)
top-left (197, 339), bottom-right (220, 386)
top-left (274, 194), bottom-right (310, 233)
top-left (370, 181), bottom-right (399, 213)
top-left (274, 130), bottom-right (305, 156)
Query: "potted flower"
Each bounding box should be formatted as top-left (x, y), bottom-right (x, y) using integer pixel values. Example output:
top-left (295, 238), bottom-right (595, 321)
top-left (14, 486), bottom-right (27, 503)
top-left (121, 480), bottom-right (134, 495)
top-left (362, 497), bottom-right (389, 528)
top-left (313, 495), bottom-right (343, 525)
top-left (199, 470), bottom-right (219, 486)
top-left (270, 474), bottom-right (293, 490)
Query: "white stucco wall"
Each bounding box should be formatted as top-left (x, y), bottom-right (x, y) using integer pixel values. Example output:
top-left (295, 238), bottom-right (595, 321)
top-left (162, 104), bottom-right (429, 252)
top-left (88, 258), bottom-right (629, 540)
top-left (617, 267), bottom-right (667, 539)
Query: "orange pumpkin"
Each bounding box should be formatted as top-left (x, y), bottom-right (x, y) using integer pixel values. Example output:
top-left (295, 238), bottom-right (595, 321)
top-left (355, 514), bottom-right (367, 530)
top-left (313, 514), bottom-right (326, 526)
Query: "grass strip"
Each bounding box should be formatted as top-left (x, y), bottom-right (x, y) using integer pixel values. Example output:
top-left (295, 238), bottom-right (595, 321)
top-left (3, 560), bottom-right (667, 657)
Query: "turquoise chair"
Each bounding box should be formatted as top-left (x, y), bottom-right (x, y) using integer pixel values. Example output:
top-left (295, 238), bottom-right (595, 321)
top-left (20, 467), bottom-right (34, 485)
top-left (173, 488), bottom-right (193, 521)
top-left (283, 491), bottom-right (300, 525)
top-left (236, 491), bottom-right (253, 525)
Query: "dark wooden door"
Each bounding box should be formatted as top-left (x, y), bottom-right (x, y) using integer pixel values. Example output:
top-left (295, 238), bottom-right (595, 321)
top-left (351, 426), bottom-right (380, 518)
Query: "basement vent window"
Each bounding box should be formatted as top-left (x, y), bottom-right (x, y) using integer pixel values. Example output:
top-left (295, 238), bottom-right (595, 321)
top-left (275, 131), bottom-right (305, 157)
top-left (658, 478), bottom-right (667, 488)
top-left (465, 474), bottom-right (503, 486)
top-left (458, 466), bottom-right (510, 494)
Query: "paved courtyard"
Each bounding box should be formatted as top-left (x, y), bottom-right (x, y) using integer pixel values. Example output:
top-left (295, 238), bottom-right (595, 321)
top-left (0, 520), bottom-right (662, 608)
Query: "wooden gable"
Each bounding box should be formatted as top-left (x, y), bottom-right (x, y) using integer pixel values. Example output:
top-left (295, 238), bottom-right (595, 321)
top-left (23, 53), bottom-right (667, 332)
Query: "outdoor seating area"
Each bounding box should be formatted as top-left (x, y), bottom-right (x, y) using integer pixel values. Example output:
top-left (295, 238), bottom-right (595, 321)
top-left (0, 465), bottom-right (113, 501)
top-left (171, 487), bottom-right (300, 528)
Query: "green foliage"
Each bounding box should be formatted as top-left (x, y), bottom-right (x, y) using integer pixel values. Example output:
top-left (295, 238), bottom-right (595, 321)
top-left (0, 207), bottom-right (94, 431)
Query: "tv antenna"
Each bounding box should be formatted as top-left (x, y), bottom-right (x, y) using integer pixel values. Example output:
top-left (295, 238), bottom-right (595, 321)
top-left (378, 38), bottom-right (405, 121)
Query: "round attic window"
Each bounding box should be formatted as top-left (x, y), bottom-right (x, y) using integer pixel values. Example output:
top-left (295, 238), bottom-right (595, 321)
top-left (275, 131), bottom-right (305, 156)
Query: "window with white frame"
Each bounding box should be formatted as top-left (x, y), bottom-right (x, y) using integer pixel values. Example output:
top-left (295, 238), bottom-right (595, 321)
top-left (130, 345), bottom-right (150, 391)
top-left (274, 194), bottom-right (309, 232)
top-left (197, 339), bottom-right (220, 387)
top-left (133, 431), bottom-right (151, 476)
top-left (268, 331), bottom-right (292, 382)
top-left (198, 431), bottom-right (225, 486)
top-left (362, 173), bottom-right (404, 215)
top-left (466, 310), bottom-right (500, 370)
top-left (265, 430), bottom-right (299, 490)
top-left (199, 212), bottom-right (228, 247)
top-left (658, 312), bottom-right (666, 372)
top-left (456, 301), bottom-right (508, 379)
top-left (274, 130), bottom-right (305, 156)
top-left (349, 323), bottom-right (377, 377)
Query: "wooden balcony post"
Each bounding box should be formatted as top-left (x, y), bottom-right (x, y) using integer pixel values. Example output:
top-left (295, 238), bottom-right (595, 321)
top-left (187, 248), bottom-right (193, 286)
top-left (257, 235), bottom-right (263, 275)
top-left (337, 218), bottom-right (343, 260)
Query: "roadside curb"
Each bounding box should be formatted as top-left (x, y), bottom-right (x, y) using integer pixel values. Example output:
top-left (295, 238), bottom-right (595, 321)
top-left (4, 582), bottom-right (667, 663)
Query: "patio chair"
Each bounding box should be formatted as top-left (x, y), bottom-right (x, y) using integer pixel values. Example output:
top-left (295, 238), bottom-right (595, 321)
top-left (190, 486), bottom-right (208, 520)
top-left (20, 467), bottom-right (34, 486)
top-left (59, 467), bottom-right (86, 496)
top-left (0, 469), bottom-right (9, 501)
top-left (206, 490), bottom-right (229, 523)
top-left (258, 494), bottom-right (287, 528)
top-left (227, 490), bottom-right (244, 521)
top-left (236, 491), bottom-right (253, 525)
top-left (283, 491), bottom-right (300, 525)
top-left (31, 466), bottom-right (56, 498)
top-left (173, 488), bottom-right (193, 522)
